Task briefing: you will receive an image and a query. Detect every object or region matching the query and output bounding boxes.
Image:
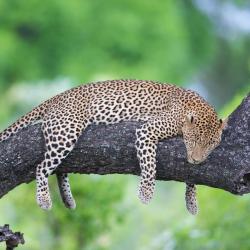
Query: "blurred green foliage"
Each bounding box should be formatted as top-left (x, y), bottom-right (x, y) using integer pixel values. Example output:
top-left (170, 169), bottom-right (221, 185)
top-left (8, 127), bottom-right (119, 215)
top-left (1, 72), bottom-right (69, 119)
top-left (0, 175), bottom-right (125, 250)
top-left (172, 187), bottom-right (250, 250)
top-left (0, 0), bottom-right (214, 88)
top-left (220, 85), bottom-right (250, 117)
top-left (0, 0), bottom-right (250, 249)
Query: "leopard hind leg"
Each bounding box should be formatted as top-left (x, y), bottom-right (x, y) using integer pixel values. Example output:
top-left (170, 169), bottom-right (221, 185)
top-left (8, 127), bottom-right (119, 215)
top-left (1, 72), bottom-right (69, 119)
top-left (36, 116), bottom-right (88, 210)
top-left (57, 173), bottom-right (76, 209)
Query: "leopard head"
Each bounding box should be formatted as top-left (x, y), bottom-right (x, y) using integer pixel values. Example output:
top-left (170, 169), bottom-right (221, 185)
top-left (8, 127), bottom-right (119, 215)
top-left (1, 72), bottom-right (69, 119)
top-left (182, 113), bottom-right (227, 164)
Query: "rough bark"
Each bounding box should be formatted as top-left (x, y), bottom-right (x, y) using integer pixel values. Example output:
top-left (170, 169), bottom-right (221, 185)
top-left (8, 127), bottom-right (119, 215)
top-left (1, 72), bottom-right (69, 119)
top-left (0, 94), bottom-right (250, 198)
top-left (0, 224), bottom-right (24, 250)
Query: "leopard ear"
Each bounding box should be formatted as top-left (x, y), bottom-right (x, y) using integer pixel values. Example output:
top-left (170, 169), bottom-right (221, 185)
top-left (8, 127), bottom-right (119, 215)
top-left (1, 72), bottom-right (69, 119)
top-left (185, 114), bottom-right (194, 125)
top-left (219, 117), bottom-right (228, 130)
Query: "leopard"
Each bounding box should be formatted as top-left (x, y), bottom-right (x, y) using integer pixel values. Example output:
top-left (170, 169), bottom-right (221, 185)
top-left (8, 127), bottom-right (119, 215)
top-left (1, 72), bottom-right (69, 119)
top-left (0, 79), bottom-right (227, 215)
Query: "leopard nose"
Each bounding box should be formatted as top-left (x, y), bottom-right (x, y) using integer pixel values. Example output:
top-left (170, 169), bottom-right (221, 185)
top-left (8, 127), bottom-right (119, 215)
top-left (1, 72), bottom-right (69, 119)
top-left (187, 157), bottom-right (199, 164)
top-left (190, 156), bottom-right (202, 164)
top-left (192, 159), bottom-right (201, 164)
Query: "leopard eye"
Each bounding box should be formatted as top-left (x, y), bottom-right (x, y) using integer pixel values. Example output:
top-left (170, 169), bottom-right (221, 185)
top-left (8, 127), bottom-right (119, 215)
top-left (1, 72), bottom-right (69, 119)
top-left (210, 139), bottom-right (217, 146)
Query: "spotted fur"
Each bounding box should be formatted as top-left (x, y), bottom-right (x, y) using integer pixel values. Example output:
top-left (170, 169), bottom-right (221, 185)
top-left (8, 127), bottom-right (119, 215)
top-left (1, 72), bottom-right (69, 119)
top-left (0, 79), bottom-right (226, 213)
top-left (185, 184), bottom-right (198, 215)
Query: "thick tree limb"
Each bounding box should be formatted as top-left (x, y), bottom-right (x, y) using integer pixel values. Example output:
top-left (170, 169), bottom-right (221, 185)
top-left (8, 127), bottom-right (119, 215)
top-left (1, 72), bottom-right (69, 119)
top-left (0, 94), bottom-right (250, 198)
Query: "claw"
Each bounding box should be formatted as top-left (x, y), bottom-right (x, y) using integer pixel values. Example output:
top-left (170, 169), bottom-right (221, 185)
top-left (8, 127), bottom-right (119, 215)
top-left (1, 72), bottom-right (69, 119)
top-left (36, 191), bottom-right (52, 210)
top-left (138, 184), bottom-right (154, 204)
top-left (63, 197), bottom-right (76, 210)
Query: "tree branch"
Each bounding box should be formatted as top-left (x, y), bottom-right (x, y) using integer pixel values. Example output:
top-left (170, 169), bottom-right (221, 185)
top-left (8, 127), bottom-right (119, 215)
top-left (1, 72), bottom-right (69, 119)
top-left (0, 224), bottom-right (24, 249)
top-left (0, 94), bottom-right (250, 198)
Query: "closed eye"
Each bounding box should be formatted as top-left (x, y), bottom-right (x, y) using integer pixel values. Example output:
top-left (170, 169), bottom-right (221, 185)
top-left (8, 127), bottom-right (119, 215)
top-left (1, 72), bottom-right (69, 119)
top-left (210, 139), bottom-right (219, 145)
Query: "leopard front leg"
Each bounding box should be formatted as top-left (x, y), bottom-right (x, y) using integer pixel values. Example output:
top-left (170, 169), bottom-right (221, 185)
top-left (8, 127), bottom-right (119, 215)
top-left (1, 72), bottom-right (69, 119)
top-left (135, 117), bottom-right (179, 204)
top-left (185, 183), bottom-right (198, 215)
top-left (135, 131), bottom-right (157, 204)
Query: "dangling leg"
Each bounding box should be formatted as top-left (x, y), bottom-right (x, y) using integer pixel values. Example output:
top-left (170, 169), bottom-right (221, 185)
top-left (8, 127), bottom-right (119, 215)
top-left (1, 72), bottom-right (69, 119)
top-left (135, 117), bottom-right (179, 204)
top-left (135, 127), bottom-right (157, 204)
top-left (36, 118), bottom-right (87, 210)
top-left (57, 173), bottom-right (76, 209)
top-left (185, 183), bottom-right (198, 215)
top-left (136, 120), bottom-right (163, 204)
